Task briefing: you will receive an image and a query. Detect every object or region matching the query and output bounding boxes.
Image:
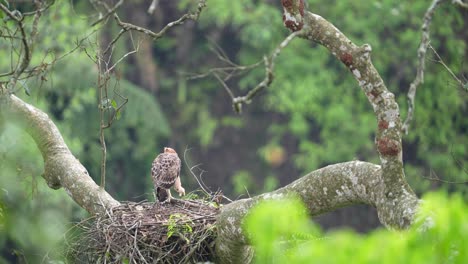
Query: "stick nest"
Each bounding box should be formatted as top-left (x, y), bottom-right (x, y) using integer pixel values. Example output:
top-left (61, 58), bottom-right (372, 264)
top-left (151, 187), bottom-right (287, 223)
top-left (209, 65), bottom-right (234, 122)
top-left (67, 199), bottom-right (219, 263)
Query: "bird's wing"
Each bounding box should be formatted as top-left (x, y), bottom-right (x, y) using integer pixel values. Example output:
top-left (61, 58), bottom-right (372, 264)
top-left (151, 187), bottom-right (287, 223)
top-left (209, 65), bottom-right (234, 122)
top-left (151, 153), bottom-right (180, 189)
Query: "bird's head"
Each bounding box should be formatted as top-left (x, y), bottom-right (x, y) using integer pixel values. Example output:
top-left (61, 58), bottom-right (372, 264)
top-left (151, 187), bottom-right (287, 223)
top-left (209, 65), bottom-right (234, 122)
top-left (164, 147), bottom-right (177, 154)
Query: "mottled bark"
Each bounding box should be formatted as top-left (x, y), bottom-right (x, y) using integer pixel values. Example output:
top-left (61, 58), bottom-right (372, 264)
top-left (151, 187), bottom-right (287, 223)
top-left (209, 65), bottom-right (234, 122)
top-left (0, 90), bottom-right (120, 214)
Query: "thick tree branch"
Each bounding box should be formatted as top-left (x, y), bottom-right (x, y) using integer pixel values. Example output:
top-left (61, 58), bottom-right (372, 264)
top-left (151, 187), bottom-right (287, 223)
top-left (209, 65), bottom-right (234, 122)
top-left (215, 2), bottom-right (422, 262)
top-left (216, 161), bottom-right (420, 264)
top-left (295, 9), bottom-right (414, 205)
top-left (0, 87), bottom-right (120, 214)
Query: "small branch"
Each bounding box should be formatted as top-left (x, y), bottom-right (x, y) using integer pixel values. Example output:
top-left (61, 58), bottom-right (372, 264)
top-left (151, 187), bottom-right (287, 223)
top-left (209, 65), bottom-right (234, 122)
top-left (422, 169), bottom-right (468, 184)
top-left (213, 74), bottom-right (235, 99)
top-left (91, 0), bottom-right (124, 26)
top-left (429, 45), bottom-right (467, 91)
top-left (197, 31), bottom-right (300, 114)
top-left (187, 61), bottom-right (262, 81)
top-left (183, 148), bottom-right (233, 203)
top-left (0, 3), bottom-right (22, 22)
top-left (147, 0), bottom-right (159, 14)
top-left (0, 1), bottom-right (44, 90)
top-left (95, 38), bottom-right (134, 188)
top-left (97, 55), bottom-right (107, 188)
top-left (452, 0), bottom-right (468, 8)
top-left (105, 47), bottom-right (139, 75)
top-left (402, 0), bottom-right (449, 135)
top-left (232, 31), bottom-right (301, 112)
top-left (113, 0), bottom-right (206, 41)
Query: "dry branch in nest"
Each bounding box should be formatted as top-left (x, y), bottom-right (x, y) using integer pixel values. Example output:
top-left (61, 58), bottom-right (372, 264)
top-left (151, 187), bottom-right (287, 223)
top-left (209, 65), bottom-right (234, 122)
top-left (66, 199), bottom-right (219, 263)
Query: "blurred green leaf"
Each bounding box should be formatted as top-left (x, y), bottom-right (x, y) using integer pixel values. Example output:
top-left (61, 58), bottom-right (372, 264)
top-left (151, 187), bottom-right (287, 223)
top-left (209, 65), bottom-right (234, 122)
top-left (245, 192), bottom-right (468, 264)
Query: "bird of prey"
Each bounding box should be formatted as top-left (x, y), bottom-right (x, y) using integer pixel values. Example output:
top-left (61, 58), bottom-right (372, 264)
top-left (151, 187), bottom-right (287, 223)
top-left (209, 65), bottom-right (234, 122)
top-left (151, 147), bottom-right (185, 203)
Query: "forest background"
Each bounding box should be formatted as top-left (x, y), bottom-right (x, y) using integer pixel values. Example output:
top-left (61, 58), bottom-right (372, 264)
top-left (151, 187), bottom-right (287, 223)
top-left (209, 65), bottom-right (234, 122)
top-left (0, 0), bottom-right (466, 262)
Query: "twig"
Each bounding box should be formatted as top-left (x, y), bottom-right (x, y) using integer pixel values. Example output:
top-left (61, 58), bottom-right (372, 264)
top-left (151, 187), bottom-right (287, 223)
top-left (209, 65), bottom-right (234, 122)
top-left (113, 0), bottom-right (206, 41)
top-left (402, 0), bottom-right (449, 134)
top-left (452, 0), bottom-right (468, 8)
top-left (147, 0), bottom-right (159, 14)
top-left (183, 148), bottom-right (211, 196)
top-left (91, 0), bottom-right (124, 26)
top-left (450, 144), bottom-right (468, 175)
top-left (429, 44), bottom-right (467, 91)
top-left (0, 1), bottom-right (45, 91)
top-left (182, 148), bottom-right (233, 203)
top-left (105, 45), bottom-right (140, 74)
top-left (231, 31), bottom-right (302, 113)
top-left (422, 168), bottom-right (468, 184)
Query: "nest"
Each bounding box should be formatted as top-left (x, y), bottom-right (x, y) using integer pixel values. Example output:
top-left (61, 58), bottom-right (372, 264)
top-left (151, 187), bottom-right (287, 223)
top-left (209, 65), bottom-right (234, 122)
top-left (67, 199), bottom-right (220, 263)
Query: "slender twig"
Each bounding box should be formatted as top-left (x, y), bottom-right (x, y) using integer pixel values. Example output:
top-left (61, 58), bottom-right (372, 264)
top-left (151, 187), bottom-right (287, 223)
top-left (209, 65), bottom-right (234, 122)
top-left (91, 0), bottom-right (124, 26)
top-left (183, 149), bottom-right (211, 196)
top-left (187, 61), bottom-right (263, 80)
top-left (147, 0), bottom-right (159, 14)
top-left (0, 3), bottom-right (21, 22)
top-left (402, 0), bottom-right (449, 134)
top-left (113, 0), bottom-right (206, 41)
top-left (422, 168), bottom-right (468, 184)
top-left (213, 74), bottom-right (234, 99)
top-left (97, 53), bottom-right (107, 188)
top-left (105, 46), bottom-right (139, 74)
top-left (183, 148), bottom-right (233, 203)
top-left (452, 0), bottom-right (468, 8)
top-left (231, 31), bottom-right (302, 113)
top-left (450, 144), bottom-right (468, 175)
top-left (429, 45), bottom-right (466, 90)
top-left (0, 2), bottom-right (44, 89)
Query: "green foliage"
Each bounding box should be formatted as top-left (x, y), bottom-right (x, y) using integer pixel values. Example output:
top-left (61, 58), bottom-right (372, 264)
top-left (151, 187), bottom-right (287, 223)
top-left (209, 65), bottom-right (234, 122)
top-left (262, 175), bottom-right (279, 193)
top-left (244, 198), bottom-right (322, 263)
top-left (167, 213), bottom-right (193, 241)
top-left (245, 192), bottom-right (468, 263)
top-left (0, 125), bottom-right (82, 262)
top-left (196, 109), bottom-right (218, 147)
top-left (231, 170), bottom-right (254, 195)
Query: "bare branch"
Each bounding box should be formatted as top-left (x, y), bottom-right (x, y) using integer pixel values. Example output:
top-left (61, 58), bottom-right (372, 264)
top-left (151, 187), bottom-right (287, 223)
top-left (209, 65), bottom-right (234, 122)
top-left (452, 0), bottom-right (468, 8)
top-left (112, 0), bottom-right (206, 41)
top-left (192, 31), bottom-right (300, 114)
top-left (183, 148), bottom-right (233, 203)
top-left (0, 3), bottom-right (22, 22)
top-left (187, 60), bottom-right (262, 81)
top-left (105, 46), bottom-right (139, 75)
top-left (213, 73), bottom-right (235, 99)
top-left (402, 0), bottom-right (449, 134)
top-left (429, 44), bottom-right (467, 91)
top-left (91, 0), bottom-right (124, 26)
top-left (0, 1), bottom-right (45, 91)
top-left (230, 31), bottom-right (301, 113)
top-left (147, 0), bottom-right (159, 14)
top-left (422, 168), bottom-right (468, 184)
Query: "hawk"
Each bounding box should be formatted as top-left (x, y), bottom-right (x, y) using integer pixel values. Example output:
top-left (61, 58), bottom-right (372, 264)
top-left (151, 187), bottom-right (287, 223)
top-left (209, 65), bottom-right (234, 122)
top-left (151, 147), bottom-right (185, 203)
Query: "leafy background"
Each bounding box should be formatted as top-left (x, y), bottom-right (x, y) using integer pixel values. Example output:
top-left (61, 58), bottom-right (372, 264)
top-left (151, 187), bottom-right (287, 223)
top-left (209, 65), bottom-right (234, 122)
top-left (0, 0), bottom-right (466, 262)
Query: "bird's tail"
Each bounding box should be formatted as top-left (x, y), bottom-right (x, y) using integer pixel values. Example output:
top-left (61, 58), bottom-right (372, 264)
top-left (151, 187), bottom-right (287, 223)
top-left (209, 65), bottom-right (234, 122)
top-left (156, 187), bottom-right (168, 202)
